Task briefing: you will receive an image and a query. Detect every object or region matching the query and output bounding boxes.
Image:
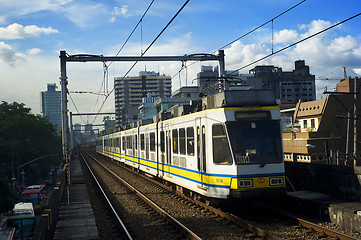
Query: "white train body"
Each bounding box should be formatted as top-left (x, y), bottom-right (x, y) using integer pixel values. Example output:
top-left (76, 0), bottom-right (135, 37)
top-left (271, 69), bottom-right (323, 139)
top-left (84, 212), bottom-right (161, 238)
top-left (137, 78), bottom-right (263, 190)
top-left (96, 90), bottom-right (286, 199)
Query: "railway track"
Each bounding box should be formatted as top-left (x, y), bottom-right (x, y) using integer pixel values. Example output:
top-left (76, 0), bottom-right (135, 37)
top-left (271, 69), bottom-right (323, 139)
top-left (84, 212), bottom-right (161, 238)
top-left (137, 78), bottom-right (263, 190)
top-left (81, 149), bottom-right (202, 239)
top-left (83, 148), bottom-right (361, 239)
top-left (79, 150), bottom-right (133, 240)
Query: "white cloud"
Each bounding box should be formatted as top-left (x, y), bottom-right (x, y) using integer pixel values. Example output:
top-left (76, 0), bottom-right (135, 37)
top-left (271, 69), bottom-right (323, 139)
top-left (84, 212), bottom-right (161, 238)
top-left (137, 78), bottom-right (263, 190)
top-left (299, 19), bottom-right (333, 38)
top-left (225, 41), bottom-right (270, 71)
top-left (0, 23), bottom-right (59, 40)
top-left (0, 41), bottom-right (25, 66)
top-left (274, 29), bottom-right (298, 44)
top-left (110, 5), bottom-right (133, 22)
top-left (0, 0), bottom-right (107, 28)
top-left (27, 48), bottom-right (42, 55)
top-left (0, 0), bottom-right (71, 23)
top-left (62, 2), bottom-right (107, 27)
top-left (353, 68), bottom-right (361, 75)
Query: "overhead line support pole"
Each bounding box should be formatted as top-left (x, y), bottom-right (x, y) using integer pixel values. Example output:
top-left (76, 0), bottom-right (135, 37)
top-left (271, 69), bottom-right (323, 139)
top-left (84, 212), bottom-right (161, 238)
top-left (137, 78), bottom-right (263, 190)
top-left (59, 49), bottom-right (226, 155)
top-left (60, 51), bottom-right (69, 165)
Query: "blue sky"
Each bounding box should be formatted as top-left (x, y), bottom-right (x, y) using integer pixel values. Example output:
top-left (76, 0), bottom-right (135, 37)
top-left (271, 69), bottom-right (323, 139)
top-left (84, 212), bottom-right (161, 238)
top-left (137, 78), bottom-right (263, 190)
top-left (0, 0), bottom-right (360, 126)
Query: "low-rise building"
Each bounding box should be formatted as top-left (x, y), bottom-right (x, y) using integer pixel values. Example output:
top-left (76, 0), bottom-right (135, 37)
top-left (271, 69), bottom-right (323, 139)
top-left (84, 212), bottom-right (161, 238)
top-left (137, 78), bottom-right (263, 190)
top-left (282, 78), bottom-right (361, 165)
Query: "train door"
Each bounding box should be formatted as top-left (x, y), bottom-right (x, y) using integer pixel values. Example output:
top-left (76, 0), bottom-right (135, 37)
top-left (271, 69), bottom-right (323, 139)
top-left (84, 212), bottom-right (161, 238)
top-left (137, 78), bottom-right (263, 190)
top-left (135, 132), bottom-right (139, 169)
top-left (165, 126), bottom-right (171, 177)
top-left (145, 133), bottom-right (149, 168)
top-left (159, 129), bottom-right (165, 177)
top-left (196, 118), bottom-right (206, 187)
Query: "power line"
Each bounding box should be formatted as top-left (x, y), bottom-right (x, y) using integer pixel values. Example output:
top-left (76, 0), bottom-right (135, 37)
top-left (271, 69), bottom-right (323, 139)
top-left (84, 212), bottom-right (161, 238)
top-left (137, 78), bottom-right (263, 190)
top-left (170, 0), bottom-right (306, 83)
top-left (68, 92), bottom-right (87, 124)
top-left (91, 0), bottom-right (155, 123)
top-left (227, 12), bottom-right (361, 75)
top-left (218, 0), bottom-right (306, 51)
top-left (110, 0), bottom-right (155, 66)
top-left (91, 0), bottom-right (190, 124)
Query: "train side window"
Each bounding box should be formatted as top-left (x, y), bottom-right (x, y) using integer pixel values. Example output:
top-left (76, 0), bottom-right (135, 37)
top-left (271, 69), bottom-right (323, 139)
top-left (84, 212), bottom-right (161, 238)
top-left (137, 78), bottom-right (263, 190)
top-left (126, 136), bottom-right (131, 149)
top-left (150, 132), bottom-right (155, 152)
top-left (160, 131), bottom-right (165, 153)
top-left (212, 124), bottom-right (233, 165)
top-left (122, 136), bottom-right (125, 151)
top-left (187, 127), bottom-right (194, 156)
top-left (116, 137), bottom-right (121, 148)
top-left (172, 129), bottom-right (178, 154)
top-left (179, 128), bottom-right (186, 155)
top-left (140, 134), bottom-right (145, 150)
top-left (135, 135), bottom-right (137, 150)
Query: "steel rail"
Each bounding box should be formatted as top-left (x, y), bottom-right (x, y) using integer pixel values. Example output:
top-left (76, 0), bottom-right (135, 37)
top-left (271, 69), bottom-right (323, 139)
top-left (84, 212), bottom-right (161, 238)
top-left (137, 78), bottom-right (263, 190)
top-left (79, 152), bottom-right (133, 240)
top-left (253, 201), bottom-right (360, 240)
top-left (90, 151), bottom-right (280, 240)
top-left (296, 216), bottom-right (359, 240)
top-left (85, 151), bottom-right (202, 240)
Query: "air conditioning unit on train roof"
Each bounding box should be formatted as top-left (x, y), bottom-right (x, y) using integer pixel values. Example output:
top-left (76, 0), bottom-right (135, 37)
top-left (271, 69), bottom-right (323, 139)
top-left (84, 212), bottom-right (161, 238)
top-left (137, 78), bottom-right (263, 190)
top-left (202, 90), bottom-right (276, 110)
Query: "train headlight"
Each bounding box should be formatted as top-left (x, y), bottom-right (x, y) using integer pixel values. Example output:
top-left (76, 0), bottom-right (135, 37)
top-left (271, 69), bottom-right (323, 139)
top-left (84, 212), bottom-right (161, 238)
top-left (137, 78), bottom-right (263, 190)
top-left (238, 179), bottom-right (253, 188)
top-left (269, 177), bottom-right (284, 186)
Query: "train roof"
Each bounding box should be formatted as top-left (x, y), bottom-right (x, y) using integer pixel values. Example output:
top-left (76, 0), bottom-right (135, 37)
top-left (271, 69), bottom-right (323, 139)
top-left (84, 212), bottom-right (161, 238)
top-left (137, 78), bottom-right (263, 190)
top-left (97, 90), bottom-right (278, 138)
top-left (202, 90), bottom-right (276, 110)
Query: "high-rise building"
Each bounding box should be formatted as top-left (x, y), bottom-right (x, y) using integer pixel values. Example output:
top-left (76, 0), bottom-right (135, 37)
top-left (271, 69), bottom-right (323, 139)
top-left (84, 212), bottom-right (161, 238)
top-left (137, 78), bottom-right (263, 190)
top-left (40, 83), bottom-right (61, 132)
top-left (249, 60), bottom-right (316, 103)
top-left (114, 71), bottom-right (171, 130)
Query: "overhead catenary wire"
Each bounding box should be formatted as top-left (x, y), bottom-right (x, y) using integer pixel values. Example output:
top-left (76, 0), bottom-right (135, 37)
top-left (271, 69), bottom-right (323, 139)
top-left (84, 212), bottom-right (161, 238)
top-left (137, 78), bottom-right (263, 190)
top-left (170, 0), bottom-right (306, 83)
top-left (227, 12), bottom-right (361, 75)
top-left (90, 0), bottom-right (155, 122)
top-left (91, 0), bottom-right (190, 124)
top-left (68, 92), bottom-right (87, 125)
top-left (218, 0), bottom-right (306, 51)
top-left (109, 0), bottom-right (155, 67)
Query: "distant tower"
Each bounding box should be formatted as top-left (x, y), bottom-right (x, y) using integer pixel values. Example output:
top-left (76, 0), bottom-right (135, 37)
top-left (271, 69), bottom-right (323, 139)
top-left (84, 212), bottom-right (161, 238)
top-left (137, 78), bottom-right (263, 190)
top-left (40, 83), bottom-right (61, 132)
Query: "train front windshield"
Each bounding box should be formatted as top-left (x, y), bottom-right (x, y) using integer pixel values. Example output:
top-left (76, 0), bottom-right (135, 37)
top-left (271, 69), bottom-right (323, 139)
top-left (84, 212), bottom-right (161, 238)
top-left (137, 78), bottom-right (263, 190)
top-left (226, 121), bottom-right (283, 165)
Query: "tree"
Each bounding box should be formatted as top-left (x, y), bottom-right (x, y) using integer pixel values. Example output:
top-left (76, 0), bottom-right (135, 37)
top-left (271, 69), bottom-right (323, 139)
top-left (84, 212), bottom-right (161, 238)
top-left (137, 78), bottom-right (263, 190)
top-left (0, 173), bottom-right (18, 213)
top-left (0, 101), bottom-right (62, 186)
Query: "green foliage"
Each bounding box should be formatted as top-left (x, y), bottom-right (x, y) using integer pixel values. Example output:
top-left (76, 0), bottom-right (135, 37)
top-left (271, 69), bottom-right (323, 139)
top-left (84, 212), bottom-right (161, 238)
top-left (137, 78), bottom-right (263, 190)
top-left (0, 101), bottom-right (62, 185)
top-left (0, 174), bottom-right (18, 214)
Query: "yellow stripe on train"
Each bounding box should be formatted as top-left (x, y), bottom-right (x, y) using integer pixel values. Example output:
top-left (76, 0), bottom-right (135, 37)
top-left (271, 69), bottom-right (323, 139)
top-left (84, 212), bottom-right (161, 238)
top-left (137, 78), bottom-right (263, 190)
top-left (230, 176), bottom-right (285, 189)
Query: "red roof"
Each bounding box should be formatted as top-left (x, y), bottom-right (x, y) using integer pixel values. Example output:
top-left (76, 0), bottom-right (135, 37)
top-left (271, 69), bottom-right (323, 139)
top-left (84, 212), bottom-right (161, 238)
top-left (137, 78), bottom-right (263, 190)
top-left (22, 185), bottom-right (45, 194)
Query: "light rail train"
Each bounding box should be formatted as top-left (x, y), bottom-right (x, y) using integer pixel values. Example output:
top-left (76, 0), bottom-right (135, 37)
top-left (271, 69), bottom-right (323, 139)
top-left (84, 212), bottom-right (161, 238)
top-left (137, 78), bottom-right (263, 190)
top-left (96, 90), bottom-right (286, 202)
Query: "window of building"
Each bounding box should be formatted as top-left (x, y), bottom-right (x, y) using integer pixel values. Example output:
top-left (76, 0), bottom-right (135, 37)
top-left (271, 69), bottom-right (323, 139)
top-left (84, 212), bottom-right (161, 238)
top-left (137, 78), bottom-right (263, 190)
top-left (303, 120), bottom-right (307, 128)
top-left (311, 119), bottom-right (315, 128)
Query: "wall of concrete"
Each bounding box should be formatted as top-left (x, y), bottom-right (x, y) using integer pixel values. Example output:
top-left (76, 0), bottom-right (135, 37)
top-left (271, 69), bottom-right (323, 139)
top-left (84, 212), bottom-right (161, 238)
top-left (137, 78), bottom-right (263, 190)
top-left (285, 162), bottom-right (361, 201)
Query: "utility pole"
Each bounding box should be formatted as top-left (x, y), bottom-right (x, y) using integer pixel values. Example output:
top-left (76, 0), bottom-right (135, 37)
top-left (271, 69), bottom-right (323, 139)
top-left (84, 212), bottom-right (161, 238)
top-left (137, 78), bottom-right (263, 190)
top-left (353, 77), bottom-right (358, 166)
top-left (324, 77), bottom-right (359, 166)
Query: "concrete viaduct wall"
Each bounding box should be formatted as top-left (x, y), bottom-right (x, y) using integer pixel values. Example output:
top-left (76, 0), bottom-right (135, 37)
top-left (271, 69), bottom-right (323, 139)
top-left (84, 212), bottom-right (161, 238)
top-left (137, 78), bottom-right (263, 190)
top-left (285, 162), bottom-right (361, 201)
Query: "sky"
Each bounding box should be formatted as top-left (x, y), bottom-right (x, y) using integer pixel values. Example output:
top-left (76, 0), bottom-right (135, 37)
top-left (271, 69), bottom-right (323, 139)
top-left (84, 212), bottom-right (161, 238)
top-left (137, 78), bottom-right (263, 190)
top-left (1, 0), bottom-right (361, 127)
